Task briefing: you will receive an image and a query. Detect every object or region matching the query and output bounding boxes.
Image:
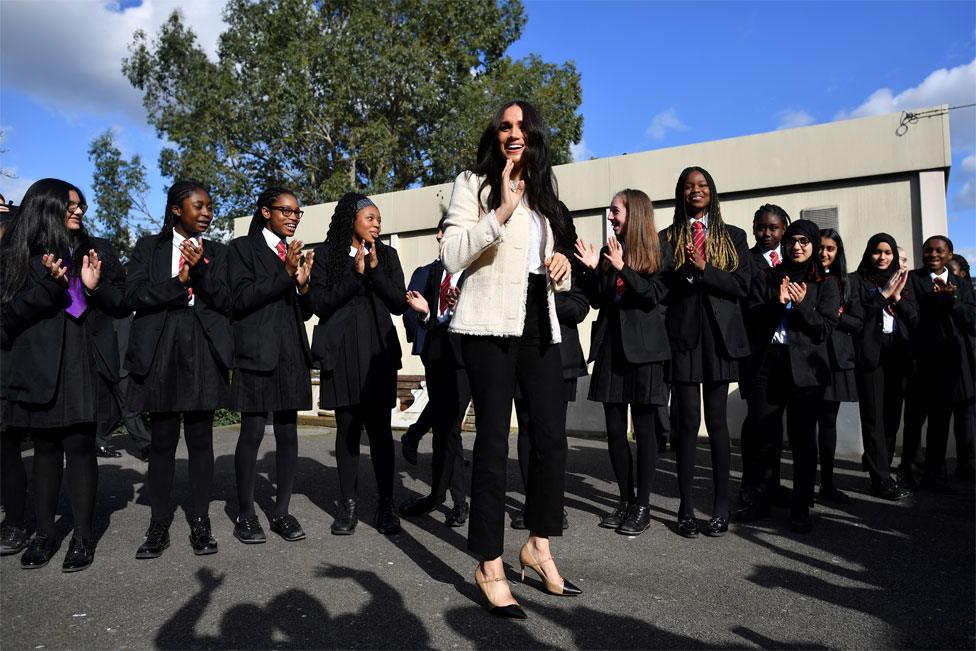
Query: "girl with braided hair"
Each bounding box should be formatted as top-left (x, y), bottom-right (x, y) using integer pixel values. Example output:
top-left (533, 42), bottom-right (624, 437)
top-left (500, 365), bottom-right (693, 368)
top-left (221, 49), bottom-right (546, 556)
top-left (309, 192), bottom-right (406, 536)
top-left (662, 166), bottom-right (752, 538)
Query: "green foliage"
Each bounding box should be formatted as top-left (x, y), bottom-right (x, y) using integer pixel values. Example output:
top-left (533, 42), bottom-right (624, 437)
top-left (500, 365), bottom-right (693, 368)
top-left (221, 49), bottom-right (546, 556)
top-left (87, 129), bottom-right (152, 260)
top-left (122, 0), bottom-right (582, 235)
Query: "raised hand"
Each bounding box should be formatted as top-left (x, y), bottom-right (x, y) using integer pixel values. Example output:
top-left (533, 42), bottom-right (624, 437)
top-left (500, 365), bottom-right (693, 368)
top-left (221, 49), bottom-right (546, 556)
top-left (685, 242), bottom-right (706, 272)
top-left (42, 253), bottom-right (69, 286)
top-left (179, 239), bottom-right (203, 267)
top-left (354, 243), bottom-right (366, 274)
top-left (295, 249), bottom-right (314, 292)
top-left (779, 276), bottom-right (791, 304)
top-left (603, 235), bottom-right (625, 271)
top-left (546, 251), bottom-right (570, 283)
top-left (285, 240), bottom-right (304, 276)
top-left (405, 290), bottom-right (430, 317)
top-left (787, 280), bottom-right (807, 304)
top-left (496, 159), bottom-right (524, 225)
top-left (368, 243), bottom-right (378, 269)
top-left (574, 238), bottom-right (600, 270)
top-left (80, 249), bottom-right (102, 291)
top-left (882, 267), bottom-right (906, 300)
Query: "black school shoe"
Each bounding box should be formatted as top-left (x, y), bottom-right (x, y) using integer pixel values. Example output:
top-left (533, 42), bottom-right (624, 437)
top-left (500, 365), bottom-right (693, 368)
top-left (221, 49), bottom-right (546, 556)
top-left (599, 502), bottom-right (630, 529)
top-left (704, 515), bottom-right (729, 537)
top-left (136, 519), bottom-right (171, 559)
top-left (376, 498), bottom-right (401, 535)
top-left (445, 502), bottom-right (469, 528)
top-left (62, 536), bottom-right (95, 572)
top-left (188, 516), bottom-right (218, 555)
top-left (270, 514), bottom-right (306, 541)
top-left (234, 514), bottom-right (267, 544)
top-left (20, 535), bottom-right (52, 569)
top-left (617, 505), bottom-right (652, 536)
top-left (331, 499), bottom-right (358, 535)
top-left (676, 516), bottom-right (701, 539)
top-left (0, 523), bottom-right (28, 556)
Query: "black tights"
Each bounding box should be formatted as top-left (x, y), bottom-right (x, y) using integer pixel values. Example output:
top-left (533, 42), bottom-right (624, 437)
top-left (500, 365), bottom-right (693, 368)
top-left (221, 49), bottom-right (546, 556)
top-left (32, 424), bottom-right (97, 540)
top-left (334, 405), bottom-right (394, 502)
top-left (673, 382), bottom-right (731, 519)
top-left (148, 412), bottom-right (214, 522)
top-left (1, 427), bottom-right (28, 527)
top-left (817, 400), bottom-right (841, 489)
top-left (235, 411), bottom-right (299, 518)
top-left (602, 403), bottom-right (658, 506)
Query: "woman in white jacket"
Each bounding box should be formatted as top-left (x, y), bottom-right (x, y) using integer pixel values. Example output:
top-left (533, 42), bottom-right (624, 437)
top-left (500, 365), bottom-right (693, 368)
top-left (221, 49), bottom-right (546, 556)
top-left (440, 100), bottom-right (580, 619)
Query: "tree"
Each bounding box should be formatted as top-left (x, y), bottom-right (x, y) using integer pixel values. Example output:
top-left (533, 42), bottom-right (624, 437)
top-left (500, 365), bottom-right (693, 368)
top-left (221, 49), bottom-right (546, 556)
top-left (88, 129), bottom-right (152, 260)
top-left (122, 0), bottom-right (582, 234)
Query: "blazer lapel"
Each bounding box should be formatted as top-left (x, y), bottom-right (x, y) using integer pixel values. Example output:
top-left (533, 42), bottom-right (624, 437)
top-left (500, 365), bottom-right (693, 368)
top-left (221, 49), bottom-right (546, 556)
top-left (153, 235), bottom-right (172, 282)
top-left (250, 229), bottom-right (282, 280)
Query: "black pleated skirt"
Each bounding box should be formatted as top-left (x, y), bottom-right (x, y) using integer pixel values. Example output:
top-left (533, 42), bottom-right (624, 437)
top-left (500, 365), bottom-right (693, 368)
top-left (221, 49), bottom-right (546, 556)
top-left (129, 308), bottom-right (231, 413)
top-left (670, 299), bottom-right (739, 384)
top-left (6, 315), bottom-right (109, 429)
top-left (232, 320), bottom-right (312, 413)
top-left (824, 368), bottom-right (858, 403)
top-left (588, 314), bottom-right (667, 406)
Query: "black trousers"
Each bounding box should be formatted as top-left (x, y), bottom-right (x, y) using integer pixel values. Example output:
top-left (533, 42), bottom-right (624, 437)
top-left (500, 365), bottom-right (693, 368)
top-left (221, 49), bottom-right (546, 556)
top-left (334, 405), bottom-right (395, 502)
top-left (748, 345), bottom-right (822, 515)
top-left (462, 276), bottom-right (566, 560)
top-left (855, 335), bottom-right (908, 484)
top-left (424, 355), bottom-right (470, 505)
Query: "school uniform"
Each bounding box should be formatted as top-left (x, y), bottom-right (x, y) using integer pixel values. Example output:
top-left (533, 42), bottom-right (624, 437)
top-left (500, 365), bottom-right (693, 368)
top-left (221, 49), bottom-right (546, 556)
top-left (310, 240), bottom-right (406, 507)
top-left (851, 272), bottom-right (918, 488)
top-left (229, 228), bottom-right (313, 532)
top-left (744, 266), bottom-right (839, 518)
top-left (901, 268), bottom-right (976, 483)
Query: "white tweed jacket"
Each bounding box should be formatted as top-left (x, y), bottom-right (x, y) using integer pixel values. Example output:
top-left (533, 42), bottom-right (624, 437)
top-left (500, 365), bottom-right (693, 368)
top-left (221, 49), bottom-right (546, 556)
top-left (439, 171), bottom-right (569, 343)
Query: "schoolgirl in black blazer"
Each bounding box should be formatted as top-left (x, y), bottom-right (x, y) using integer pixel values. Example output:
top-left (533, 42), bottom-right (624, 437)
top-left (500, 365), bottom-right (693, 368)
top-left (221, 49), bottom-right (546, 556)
top-left (900, 236), bottom-right (975, 492)
top-left (2, 178), bottom-right (128, 572)
top-left (228, 187), bottom-right (315, 544)
top-left (576, 189), bottom-right (672, 537)
top-left (310, 192), bottom-right (406, 537)
top-left (738, 219), bottom-right (839, 533)
top-left (851, 233), bottom-right (917, 500)
top-left (126, 181), bottom-right (232, 559)
top-left (815, 228), bottom-right (862, 504)
top-left (662, 167), bottom-right (752, 538)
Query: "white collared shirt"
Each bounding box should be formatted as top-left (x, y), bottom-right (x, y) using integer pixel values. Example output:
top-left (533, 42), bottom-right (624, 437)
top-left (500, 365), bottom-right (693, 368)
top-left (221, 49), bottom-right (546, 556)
top-left (263, 227), bottom-right (286, 255)
top-left (172, 228), bottom-right (201, 306)
top-left (930, 268), bottom-right (950, 284)
top-left (762, 246), bottom-right (783, 268)
top-left (878, 287), bottom-right (897, 334)
top-left (527, 210), bottom-right (547, 275)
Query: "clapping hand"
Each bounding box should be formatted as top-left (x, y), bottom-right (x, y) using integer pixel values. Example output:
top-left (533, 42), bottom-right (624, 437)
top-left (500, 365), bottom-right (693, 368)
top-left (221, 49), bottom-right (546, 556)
top-left (405, 290), bottom-right (430, 318)
top-left (603, 235), bottom-right (625, 271)
top-left (354, 243), bottom-right (366, 274)
top-left (787, 280), bottom-right (807, 304)
top-left (42, 253), bottom-right (68, 286)
top-left (285, 240), bottom-right (304, 276)
top-left (684, 242), bottom-right (706, 272)
top-left (574, 238), bottom-right (600, 270)
top-left (295, 249), bottom-right (314, 293)
top-left (80, 249), bottom-right (101, 291)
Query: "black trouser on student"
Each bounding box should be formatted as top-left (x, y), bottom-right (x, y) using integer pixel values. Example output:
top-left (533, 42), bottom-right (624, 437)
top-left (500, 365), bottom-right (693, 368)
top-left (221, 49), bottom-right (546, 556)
top-left (235, 410), bottom-right (299, 518)
top-left (674, 382), bottom-right (732, 519)
top-left (425, 360), bottom-right (470, 506)
top-left (856, 335), bottom-right (908, 484)
top-left (1, 427), bottom-right (28, 529)
top-left (32, 424), bottom-right (98, 540)
top-left (749, 345), bottom-right (822, 515)
top-left (148, 412), bottom-right (215, 522)
top-left (462, 275), bottom-right (566, 560)
top-left (334, 405), bottom-right (395, 502)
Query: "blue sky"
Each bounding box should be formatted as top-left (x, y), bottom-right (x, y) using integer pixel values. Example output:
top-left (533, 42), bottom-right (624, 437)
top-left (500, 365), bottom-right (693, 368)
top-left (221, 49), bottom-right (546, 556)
top-left (2, 0), bottom-right (974, 255)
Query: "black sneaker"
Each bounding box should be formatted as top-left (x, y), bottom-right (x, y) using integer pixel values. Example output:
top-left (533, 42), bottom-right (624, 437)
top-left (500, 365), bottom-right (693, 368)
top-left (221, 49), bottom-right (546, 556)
top-left (376, 498), bottom-right (401, 535)
top-left (0, 524), bottom-right (28, 556)
top-left (136, 519), bottom-right (171, 559)
top-left (20, 535), bottom-right (51, 569)
top-left (62, 536), bottom-right (95, 572)
top-left (269, 514), bottom-right (306, 542)
top-left (234, 514), bottom-right (267, 544)
top-left (188, 516), bottom-right (218, 555)
top-left (331, 498), bottom-right (358, 535)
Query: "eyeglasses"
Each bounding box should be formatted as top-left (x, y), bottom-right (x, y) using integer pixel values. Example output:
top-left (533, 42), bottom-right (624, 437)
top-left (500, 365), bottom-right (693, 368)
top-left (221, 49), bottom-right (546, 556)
top-left (270, 206), bottom-right (304, 218)
top-left (67, 202), bottom-right (88, 215)
top-left (788, 237), bottom-right (812, 247)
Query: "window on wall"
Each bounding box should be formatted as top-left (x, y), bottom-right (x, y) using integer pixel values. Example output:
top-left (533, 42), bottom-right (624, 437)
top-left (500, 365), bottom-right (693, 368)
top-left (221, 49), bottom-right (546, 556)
top-left (800, 206), bottom-right (839, 231)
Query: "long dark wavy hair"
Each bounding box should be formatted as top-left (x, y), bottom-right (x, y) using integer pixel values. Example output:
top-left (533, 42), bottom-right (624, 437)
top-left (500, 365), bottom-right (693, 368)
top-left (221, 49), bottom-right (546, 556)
top-left (664, 166), bottom-right (740, 271)
top-left (321, 192), bottom-right (393, 288)
top-left (1, 178), bottom-right (91, 303)
top-left (470, 100), bottom-right (571, 250)
top-left (158, 180), bottom-right (211, 238)
top-left (820, 228), bottom-right (849, 302)
top-left (248, 186), bottom-right (297, 236)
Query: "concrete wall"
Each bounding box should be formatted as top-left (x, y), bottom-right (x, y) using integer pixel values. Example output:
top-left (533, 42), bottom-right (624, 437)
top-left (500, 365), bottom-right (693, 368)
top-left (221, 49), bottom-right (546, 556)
top-left (233, 107), bottom-right (953, 457)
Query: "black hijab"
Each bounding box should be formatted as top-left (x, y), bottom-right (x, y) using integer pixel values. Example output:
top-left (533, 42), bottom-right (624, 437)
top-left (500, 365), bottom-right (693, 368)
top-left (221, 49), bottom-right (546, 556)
top-left (856, 232), bottom-right (899, 287)
top-left (773, 219), bottom-right (823, 282)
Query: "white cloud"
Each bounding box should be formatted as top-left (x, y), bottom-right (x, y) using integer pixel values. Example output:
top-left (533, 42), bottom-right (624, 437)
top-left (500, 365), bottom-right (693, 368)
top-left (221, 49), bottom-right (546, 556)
top-left (776, 109), bottom-right (815, 130)
top-left (0, 0), bottom-right (228, 121)
top-left (569, 139), bottom-right (594, 162)
top-left (835, 58), bottom-right (976, 149)
top-left (953, 153), bottom-right (976, 211)
top-left (646, 108), bottom-right (688, 140)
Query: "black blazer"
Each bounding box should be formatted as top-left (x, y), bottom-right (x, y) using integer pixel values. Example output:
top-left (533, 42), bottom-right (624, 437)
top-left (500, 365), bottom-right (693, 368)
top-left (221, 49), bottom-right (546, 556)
top-left (417, 259), bottom-right (465, 367)
top-left (228, 231), bottom-right (313, 372)
top-left (124, 233), bottom-right (233, 376)
top-left (404, 261), bottom-right (433, 356)
top-left (586, 235), bottom-right (673, 365)
top-left (749, 244), bottom-right (774, 272)
top-left (2, 238), bottom-right (129, 405)
top-left (747, 269), bottom-right (840, 388)
top-left (825, 274), bottom-right (864, 372)
top-left (664, 224), bottom-right (752, 359)
top-left (556, 272), bottom-right (589, 380)
top-left (309, 241), bottom-right (406, 373)
top-left (851, 272), bottom-right (918, 371)
top-left (906, 268), bottom-right (975, 401)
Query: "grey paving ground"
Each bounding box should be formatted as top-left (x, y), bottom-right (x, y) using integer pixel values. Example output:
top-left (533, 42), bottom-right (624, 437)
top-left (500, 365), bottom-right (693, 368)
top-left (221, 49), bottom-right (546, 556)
top-left (1, 426), bottom-right (973, 650)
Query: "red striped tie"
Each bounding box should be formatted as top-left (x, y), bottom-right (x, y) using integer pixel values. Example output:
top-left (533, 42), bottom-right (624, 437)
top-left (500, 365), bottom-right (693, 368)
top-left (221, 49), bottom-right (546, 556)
top-left (276, 240), bottom-right (287, 261)
top-left (692, 220), bottom-right (706, 261)
top-left (769, 250), bottom-right (781, 267)
top-left (439, 273), bottom-right (453, 314)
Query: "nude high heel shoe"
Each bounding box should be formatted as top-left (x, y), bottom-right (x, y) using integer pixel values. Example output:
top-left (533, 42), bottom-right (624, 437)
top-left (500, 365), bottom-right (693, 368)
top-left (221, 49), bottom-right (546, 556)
top-left (474, 564), bottom-right (527, 619)
top-left (518, 543), bottom-right (582, 596)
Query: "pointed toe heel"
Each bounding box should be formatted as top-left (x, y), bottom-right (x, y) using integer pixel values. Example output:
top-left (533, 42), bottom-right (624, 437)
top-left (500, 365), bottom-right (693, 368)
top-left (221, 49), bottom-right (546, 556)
top-left (491, 603), bottom-right (528, 620)
top-left (518, 543), bottom-right (581, 597)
